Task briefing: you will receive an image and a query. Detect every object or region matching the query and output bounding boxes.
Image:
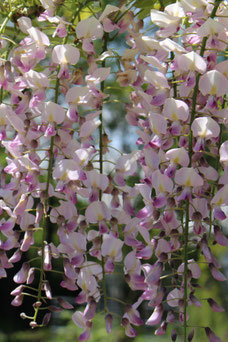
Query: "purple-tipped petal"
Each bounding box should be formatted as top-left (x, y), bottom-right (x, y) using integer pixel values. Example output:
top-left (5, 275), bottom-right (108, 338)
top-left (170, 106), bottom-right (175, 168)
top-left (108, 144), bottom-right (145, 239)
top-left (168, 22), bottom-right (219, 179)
top-left (209, 264), bottom-right (226, 281)
top-left (205, 327), bottom-right (221, 342)
top-left (214, 225), bottom-right (228, 246)
top-left (146, 304), bottom-right (163, 326)
top-left (207, 298), bottom-right (224, 312)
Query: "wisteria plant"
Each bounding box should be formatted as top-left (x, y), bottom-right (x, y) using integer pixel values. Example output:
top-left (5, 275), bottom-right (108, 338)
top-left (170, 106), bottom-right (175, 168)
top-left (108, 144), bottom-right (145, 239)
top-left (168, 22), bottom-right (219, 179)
top-left (0, 0), bottom-right (228, 341)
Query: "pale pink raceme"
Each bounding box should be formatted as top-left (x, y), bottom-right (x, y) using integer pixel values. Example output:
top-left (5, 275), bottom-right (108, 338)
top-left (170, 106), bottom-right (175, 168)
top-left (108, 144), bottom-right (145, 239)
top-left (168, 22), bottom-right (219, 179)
top-left (0, 1), bottom-right (226, 341)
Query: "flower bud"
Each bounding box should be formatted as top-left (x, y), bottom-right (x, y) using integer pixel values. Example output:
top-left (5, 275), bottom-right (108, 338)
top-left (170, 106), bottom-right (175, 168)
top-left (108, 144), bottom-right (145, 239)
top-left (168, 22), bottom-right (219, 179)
top-left (207, 298), bottom-right (224, 312)
top-left (105, 314), bottom-right (113, 334)
top-left (33, 301), bottom-right (42, 308)
top-left (42, 313), bottom-right (52, 326)
top-left (171, 329), bottom-right (177, 341)
top-left (57, 297), bottom-right (74, 309)
top-left (11, 294), bottom-right (24, 307)
top-left (30, 321), bottom-right (38, 328)
top-left (13, 263), bottom-right (30, 284)
top-left (205, 327), bottom-right (221, 342)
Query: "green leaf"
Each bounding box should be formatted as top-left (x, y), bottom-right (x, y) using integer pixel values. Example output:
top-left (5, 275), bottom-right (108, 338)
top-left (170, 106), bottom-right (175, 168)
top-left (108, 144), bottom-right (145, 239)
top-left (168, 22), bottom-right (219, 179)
top-left (0, 147), bottom-right (8, 168)
top-left (134, 0), bottom-right (156, 8)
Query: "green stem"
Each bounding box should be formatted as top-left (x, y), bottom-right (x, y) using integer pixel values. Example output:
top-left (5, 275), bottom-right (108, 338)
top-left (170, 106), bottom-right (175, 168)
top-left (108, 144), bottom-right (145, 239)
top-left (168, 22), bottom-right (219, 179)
top-left (0, 10), bottom-right (13, 35)
top-left (183, 2), bottom-right (222, 341)
top-left (158, 0), bottom-right (164, 11)
top-left (183, 199), bottom-right (189, 341)
top-left (100, 33), bottom-right (108, 314)
top-left (170, 52), bottom-right (177, 98)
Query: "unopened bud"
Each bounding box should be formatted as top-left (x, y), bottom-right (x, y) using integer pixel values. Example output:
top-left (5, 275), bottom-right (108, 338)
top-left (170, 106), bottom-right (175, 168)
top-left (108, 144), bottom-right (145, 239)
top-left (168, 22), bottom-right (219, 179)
top-left (33, 301), bottom-right (42, 308)
top-left (30, 140), bottom-right (38, 148)
top-left (105, 314), bottom-right (113, 334)
top-left (42, 313), bottom-right (52, 326)
top-left (20, 312), bottom-right (27, 319)
top-left (48, 305), bottom-right (63, 312)
top-left (30, 321), bottom-right (38, 328)
top-left (171, 329), bottom-right (177, 341)
top-left (24, 119), bottom-right (30, 128)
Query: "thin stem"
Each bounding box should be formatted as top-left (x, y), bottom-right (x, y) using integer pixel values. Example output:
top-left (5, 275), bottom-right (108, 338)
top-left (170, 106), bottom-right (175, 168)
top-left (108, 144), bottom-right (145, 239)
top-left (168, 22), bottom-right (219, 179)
top-left (183, 199), bottom-right (189, 341)
top-left (170, 52), bottom-right (177, 98)
top-left (106, 296), bottom-right (127, 306)
top-left (100, 32), bottom-right (108, 314)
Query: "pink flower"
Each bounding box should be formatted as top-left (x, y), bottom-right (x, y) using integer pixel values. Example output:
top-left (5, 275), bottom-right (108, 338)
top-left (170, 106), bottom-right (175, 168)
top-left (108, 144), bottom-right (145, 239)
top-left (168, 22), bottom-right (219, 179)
top-left (52, 45), bottom-right (80, 78)
top-left (167, 288), bottom-right (183, 307)
top-left (199, 70), bottom-right (228, 96)
top-left (144, 70), bottom-right (170, 89)
top-left (85, 201), bottom-right (111, 223)
top-left (191, 117), bottom-right (220, 139)
top-left (41, 101), bottom-right (65, 124)
top-left (101, 233), bottom-right (124, 261)
top-left (175, 51), bottom-right (206, 73)
top-left (53, 159), bottom-right (85, 182)
top-left (175, 167), bottom-right (204, 187)
top-left (148, 113), bottom-right (167, 135)
top-left (163, 98), bottom-right (189, 121)
top-left (76, 16), bottom-right (103, 40)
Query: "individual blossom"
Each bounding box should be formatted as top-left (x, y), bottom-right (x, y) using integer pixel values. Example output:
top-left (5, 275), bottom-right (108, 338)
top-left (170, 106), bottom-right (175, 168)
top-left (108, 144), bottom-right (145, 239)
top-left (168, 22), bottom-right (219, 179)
top-left (151, 170), bottom-right (173, 208)
top-left (41, 101), bottom-right (65, 125)
top-left (175, 167), bottom-right (204, 201)
top-left (77, 261), bottom-right (102, 299)
top-left (83, 170), bottom-right (109, 202)
top-left (53, 159), bottom-right (85, 185)
top-left (211, 184), bottom-right (228, 220)
top-left (191, 117), bottom-right (220, 152)
top-left (99, 4), bottom-right (119, 32)
top-left (150, 9), bottom-right (180, 37)
top-left (24, 69), bottom-right (50, 107)
top-left (165, 147), bottom-right (189, 177)
top-left (85, 201), bottom-right (111, 234)
top-left (101, 233), bottom-right (124, 273)
top-left (199, 70), bottom-right (228, 97)
top-left (76, 16), bottom-right (103, 54)
top-left (163, 98), bottom-right (189, 122)
top-left (27, 27), bottom-right (50, 60)
top-left (52, 44), bottom-right (80, 79)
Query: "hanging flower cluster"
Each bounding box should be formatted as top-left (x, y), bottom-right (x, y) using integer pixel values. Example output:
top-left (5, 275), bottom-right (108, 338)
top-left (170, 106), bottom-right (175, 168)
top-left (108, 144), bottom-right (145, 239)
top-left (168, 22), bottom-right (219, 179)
top-left (0, 0), bottom-right (227, 341)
